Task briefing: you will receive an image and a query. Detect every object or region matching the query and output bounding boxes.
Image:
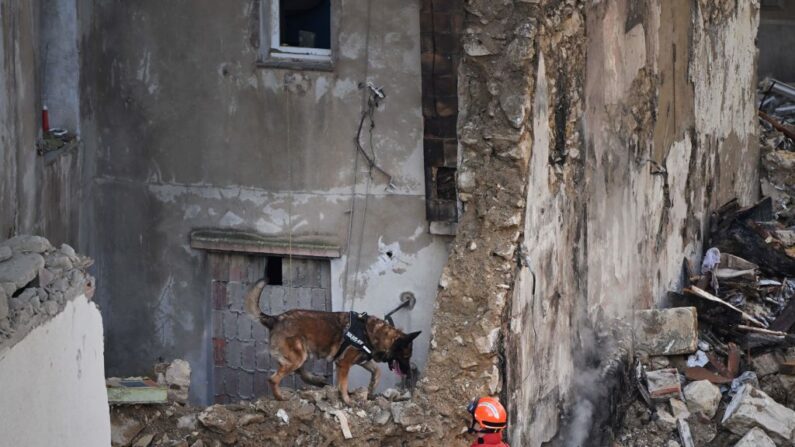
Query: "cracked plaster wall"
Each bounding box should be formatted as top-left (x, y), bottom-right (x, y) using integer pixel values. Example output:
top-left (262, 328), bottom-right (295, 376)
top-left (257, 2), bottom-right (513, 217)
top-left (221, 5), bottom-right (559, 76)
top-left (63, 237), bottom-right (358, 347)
top-left (78, 0), bottom-right (449, 405)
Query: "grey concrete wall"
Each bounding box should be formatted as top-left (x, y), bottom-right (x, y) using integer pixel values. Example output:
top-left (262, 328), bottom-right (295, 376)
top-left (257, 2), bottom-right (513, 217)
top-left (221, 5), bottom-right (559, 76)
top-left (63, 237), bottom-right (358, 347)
top-left (0, 0), bottom-right (83, 247)
top-left (79, 0), bottom-right (449, 404)
top-left (41, 0), bottom-right (80, 132)
top-left (0, 0), bottom-right (40, 237)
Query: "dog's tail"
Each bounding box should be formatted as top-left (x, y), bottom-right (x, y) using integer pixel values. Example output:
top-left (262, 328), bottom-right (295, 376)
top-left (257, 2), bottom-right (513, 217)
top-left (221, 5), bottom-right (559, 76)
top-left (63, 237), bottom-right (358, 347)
top-left (244, 278), bottom-right (277, 329)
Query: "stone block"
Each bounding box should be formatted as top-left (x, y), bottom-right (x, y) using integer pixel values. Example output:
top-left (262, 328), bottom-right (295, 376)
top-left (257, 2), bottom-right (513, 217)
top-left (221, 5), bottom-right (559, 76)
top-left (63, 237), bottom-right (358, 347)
top-left (634, 307), bottom-right (698, 356)
top-left (165, 359), bottom-right (191, 403)
top-left (734, 427), bottom-right (776, 447)
top-left (0, 253), bottom-right (45, 293)
top-left (722, 385), bottom-right (795, 445)
top-left (198, 405), bottom-right (237, 433)
top-left (683, 380), bottom-right (722, 418)
top-left (646, 368), bottom-right (682, 401)
top-left (1, 235), bottom-right (52, 254)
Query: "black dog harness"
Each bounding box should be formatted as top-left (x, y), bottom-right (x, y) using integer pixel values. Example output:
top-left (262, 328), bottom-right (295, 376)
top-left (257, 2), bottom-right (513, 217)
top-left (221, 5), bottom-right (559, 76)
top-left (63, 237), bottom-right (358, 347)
top-left (333, 312), bottom-right (374, 362)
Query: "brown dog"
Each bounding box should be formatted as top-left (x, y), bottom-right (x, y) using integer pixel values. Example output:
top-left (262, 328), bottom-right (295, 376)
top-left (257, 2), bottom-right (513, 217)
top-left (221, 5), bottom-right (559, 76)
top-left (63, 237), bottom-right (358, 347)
top-left (244, 279), bottom-right (421, 405)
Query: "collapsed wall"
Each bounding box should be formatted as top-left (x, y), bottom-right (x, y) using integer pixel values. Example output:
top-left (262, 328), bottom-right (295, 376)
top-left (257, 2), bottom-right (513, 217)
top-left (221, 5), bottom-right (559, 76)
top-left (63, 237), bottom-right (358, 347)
top-left (0, 235), bottom-right (110, 446)
top-left (413, 0), bottom-right (760, 445)
top-left (503, 0), bottom-right (759, 445)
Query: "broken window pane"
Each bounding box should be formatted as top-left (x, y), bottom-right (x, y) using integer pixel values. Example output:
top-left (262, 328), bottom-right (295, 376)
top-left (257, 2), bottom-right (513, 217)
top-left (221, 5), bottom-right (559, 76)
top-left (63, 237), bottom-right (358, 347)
top-left (280, 0), bottom-right (330, 49)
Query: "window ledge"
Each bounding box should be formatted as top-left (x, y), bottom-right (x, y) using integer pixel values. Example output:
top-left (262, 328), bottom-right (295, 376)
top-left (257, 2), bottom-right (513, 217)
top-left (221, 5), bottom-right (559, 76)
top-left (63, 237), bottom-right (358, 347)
top-left (256, 57), bottom-right (334, 72)
top-left (190, 229), bottom-right (341, 258)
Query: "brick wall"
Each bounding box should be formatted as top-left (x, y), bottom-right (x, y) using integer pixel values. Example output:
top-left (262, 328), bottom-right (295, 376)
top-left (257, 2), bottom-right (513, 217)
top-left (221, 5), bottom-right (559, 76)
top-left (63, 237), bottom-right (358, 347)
top-left (421, 0), bottom-right (464, 223)
top-left (209, 254), bottom-right (332, 403)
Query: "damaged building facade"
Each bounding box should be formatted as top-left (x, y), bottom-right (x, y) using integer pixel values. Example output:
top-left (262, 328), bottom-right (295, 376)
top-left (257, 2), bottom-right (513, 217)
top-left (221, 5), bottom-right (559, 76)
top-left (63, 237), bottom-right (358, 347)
top-left (0, 0), bottom-right (781, 445)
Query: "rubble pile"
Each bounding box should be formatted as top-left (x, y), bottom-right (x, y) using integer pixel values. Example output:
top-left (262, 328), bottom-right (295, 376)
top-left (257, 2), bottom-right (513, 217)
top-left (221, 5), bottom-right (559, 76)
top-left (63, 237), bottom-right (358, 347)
top-left (617, 198), bottom-right (795, 446)
top-left (759, 78), bottom-right (795, 226)
top-left (0, 235), bottom-right (94, 344)
top-left (110, 385), bottom-right (446, 447)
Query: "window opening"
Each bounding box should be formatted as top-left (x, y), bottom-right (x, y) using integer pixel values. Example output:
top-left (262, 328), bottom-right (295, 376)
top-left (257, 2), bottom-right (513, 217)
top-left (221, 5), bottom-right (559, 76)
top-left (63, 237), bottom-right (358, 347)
top-left (280, 0), bottom-right (331, 50)
top-left (266, 256), bottom-right (283, 285)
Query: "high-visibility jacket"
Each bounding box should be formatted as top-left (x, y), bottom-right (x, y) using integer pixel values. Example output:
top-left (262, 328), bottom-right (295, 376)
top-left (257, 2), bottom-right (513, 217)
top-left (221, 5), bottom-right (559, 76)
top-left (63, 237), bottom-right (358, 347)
top-left (470, 433), bottom-right (510, 447)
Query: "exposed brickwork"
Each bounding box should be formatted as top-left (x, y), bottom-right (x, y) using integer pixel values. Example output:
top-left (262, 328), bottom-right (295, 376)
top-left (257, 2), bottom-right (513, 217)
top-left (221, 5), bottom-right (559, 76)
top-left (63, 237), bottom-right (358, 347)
top-left (209, 254), bottom-right (332, 404)
top-left (421, 0), bottom-right (464, 223)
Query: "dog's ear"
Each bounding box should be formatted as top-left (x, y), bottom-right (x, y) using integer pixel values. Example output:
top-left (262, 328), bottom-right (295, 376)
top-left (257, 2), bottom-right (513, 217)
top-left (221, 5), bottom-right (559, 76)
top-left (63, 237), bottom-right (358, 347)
top-left (403, 331), bottom-right (421, 343)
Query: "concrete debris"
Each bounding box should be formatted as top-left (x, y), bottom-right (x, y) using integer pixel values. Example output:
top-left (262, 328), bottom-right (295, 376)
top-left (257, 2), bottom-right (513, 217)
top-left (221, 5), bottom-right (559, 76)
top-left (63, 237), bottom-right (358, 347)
top-left (0, 235), bottom-right (93, 348)
top-left (164, 359), bottom-right (191, 403)
top-left (275, 408), bottom-right (290, 424)
top-left (753, 352), bottom-right (784, 377)
top-left (331, 410), bottom-right (353, 439)
top-left (682, 380), bottom-right (722, 418)
top-left (734, 427), bottom-right (776, 447)
top-left (646, 368), bottom-right (683, 401)
top-left (722, 385), bottom-right (795, 445)
top-left (633, 307), bottom-right (698, 356)
top-left (198, 405), bottom-right (237, 434)
top-left (655, 409), bottom-right (677, 431)
top-left (670, 399), bottom-right (691, 420)
top-left (176, 415), bottom-right (197, 430)
top-left (132, 433), bottom-right (154, 447)
top-left (111, 411), bottom-right (145, 447)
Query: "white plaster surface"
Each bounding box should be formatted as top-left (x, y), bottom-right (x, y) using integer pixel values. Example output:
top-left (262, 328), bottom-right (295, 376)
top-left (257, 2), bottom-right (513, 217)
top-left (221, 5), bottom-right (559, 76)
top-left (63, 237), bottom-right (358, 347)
top-left (0, 295), bottom-right (110, 447)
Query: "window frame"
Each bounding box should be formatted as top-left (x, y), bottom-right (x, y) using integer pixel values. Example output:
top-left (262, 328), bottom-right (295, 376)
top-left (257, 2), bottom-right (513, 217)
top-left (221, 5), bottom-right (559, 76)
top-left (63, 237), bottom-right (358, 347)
top-left (259, 0), bottom-right (335, 70)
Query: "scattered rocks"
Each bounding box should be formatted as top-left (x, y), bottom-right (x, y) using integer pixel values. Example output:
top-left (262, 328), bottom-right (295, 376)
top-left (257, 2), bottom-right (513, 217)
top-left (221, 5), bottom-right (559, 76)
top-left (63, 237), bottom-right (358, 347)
top-left (198, 405), bottom-right (237, 434)
top-left (683, 380), bottom-right (722, 418)
top-left (634, 307), bottom-right (698, 356)
top-left (722, 385), bottom-right (795, 445)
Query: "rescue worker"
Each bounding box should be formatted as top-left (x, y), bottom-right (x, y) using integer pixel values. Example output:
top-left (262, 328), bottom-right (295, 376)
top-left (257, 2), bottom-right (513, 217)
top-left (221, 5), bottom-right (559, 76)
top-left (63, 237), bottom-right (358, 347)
top-left (466, 396), bottom-right (510, 446)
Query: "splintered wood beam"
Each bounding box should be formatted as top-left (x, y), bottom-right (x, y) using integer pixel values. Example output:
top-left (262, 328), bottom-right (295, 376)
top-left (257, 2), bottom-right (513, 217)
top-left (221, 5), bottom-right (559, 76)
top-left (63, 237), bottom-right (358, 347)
top-left (685, 286), bottom-right (766, 328)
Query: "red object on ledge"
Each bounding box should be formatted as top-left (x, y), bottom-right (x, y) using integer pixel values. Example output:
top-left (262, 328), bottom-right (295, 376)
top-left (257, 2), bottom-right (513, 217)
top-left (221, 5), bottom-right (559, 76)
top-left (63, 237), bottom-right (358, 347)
top-left (41, 105), bottom-right (50, 133)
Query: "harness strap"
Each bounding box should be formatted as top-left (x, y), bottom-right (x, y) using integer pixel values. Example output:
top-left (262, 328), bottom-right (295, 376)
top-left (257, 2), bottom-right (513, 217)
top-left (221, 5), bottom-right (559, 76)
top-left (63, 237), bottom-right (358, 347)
top-left (333, 312), bottom-right (375, 362)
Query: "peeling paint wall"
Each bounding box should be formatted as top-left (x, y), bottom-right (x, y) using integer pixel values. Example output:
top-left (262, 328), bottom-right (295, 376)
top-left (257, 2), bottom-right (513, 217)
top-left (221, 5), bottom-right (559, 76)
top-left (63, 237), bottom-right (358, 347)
top-left (504, 1), bottom-right (760, 445)
top-left (79, 0), bottom-right (449, 404)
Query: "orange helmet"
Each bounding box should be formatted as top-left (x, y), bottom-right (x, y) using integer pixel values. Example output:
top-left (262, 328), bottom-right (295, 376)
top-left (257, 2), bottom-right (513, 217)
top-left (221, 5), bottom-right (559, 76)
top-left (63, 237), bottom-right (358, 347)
top-left (467, 396), bottom-right (507, 432)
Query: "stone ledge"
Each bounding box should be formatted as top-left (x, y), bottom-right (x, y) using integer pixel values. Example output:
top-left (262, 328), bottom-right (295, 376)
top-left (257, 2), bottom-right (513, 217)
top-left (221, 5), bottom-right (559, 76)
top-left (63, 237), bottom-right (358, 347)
top-left (189, 229), bottom-right (341, 259)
